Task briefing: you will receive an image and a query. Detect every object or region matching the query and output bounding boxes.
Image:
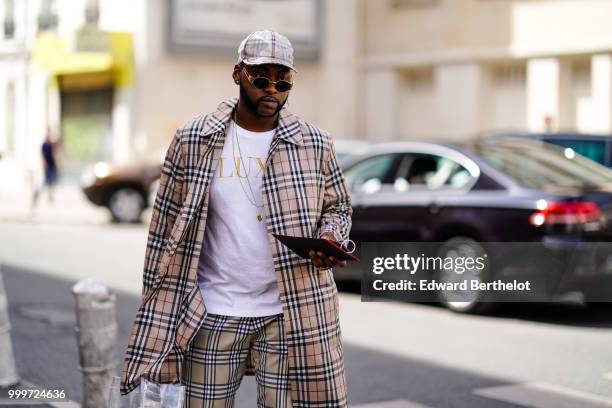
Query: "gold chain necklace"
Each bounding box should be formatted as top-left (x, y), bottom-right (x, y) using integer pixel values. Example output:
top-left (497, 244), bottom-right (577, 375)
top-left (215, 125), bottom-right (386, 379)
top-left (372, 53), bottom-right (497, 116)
top-left (231, 113), bottom-right (268, 222)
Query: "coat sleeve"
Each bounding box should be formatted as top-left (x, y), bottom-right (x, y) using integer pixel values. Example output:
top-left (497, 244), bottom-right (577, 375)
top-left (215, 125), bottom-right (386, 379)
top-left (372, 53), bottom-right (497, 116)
top-left (142, 130), bottom-right (185, 297)
top-left (317, 139), bottom-right (353, 243)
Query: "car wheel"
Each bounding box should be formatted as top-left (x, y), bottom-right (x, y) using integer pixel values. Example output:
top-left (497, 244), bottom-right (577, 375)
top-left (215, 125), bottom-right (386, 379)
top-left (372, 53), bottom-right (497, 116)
top-left (108, 187), bottom-right (145, 223)
top-left (435, 237), bottom-right (496, 314)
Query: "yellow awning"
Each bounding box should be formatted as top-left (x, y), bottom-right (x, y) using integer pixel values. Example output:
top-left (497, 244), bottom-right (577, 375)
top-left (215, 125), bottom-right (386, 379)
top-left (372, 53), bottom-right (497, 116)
top-left (59, 71), bottom-right (115, 91)
top-left (32, 30), bottom-right (134, 88)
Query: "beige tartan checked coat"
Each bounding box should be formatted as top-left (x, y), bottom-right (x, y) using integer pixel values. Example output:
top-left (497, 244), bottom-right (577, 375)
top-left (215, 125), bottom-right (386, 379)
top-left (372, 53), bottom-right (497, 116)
top-left (120, 99), bottom-right (352, 407)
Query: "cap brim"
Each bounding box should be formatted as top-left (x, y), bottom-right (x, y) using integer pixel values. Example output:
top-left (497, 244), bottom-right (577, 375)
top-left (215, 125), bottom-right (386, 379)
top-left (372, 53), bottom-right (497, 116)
top-left (242, 57), bottom-right (297, 72)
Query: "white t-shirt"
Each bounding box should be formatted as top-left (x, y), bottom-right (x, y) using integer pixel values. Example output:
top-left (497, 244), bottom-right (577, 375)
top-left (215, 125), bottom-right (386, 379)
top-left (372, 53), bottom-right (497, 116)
top-left (196, 121), bottom-right (282, 317)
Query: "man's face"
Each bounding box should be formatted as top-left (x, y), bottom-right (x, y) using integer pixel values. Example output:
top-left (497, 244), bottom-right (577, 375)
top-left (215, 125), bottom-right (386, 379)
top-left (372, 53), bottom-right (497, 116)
top-left (233, 63), bottom-right (293, 117)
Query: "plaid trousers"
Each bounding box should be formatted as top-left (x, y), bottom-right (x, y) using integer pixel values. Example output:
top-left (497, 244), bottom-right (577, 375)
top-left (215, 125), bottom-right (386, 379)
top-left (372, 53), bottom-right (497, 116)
top-left (182, 313), bottom-right (292, 408)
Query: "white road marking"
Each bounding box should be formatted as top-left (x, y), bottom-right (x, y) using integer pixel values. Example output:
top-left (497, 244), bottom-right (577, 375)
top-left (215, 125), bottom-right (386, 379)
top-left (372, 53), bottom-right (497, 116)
top-left (474, 382), bottom-right (612, 408)
top-left (49, 402), bottom-right (81, 408)
top-left (0, 399), bottom-right (80, 407)
top-left (353, 400), bottom-right (432, 408)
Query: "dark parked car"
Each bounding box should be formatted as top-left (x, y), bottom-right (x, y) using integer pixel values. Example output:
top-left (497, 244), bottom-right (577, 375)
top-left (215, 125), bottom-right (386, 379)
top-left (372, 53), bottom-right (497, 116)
top-left (487, 132), bottom-right (612, 168)
top-left (342, 139), bottom-right (612, 312)
top-left (80, 161), bottom-right (161, 223)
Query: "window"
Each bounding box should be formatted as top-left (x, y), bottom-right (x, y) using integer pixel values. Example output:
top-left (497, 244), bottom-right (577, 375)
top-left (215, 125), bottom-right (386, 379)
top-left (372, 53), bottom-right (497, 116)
top-left (492, 63), bottom-right (526, 88)
top-left (85, 0), bottom-right (99, 25)
top-left (571, 58), bottom-right (592, 131)
top-left (344, 154), bottom-right (396, 191)
top-left (407, 68), bottom-right (434, 92)
top-left (4, 81), bottom-right (15, 156)
top-left (394, 153), bottom-right (474, 191)
top-left (474, 141), bottom-right (612, 189)
top-left (490, 62), bottom-right (527, 130)
top-left (391, 0), bottom-right (441, 9)
top-left (402, 68), bottom-right (436, 138)
top-left (3, 0), bottom-right (15, 39)
top-left (546, 139), bottom-right (606, 167)
top-left (38, 0), bottom-right (58, 31)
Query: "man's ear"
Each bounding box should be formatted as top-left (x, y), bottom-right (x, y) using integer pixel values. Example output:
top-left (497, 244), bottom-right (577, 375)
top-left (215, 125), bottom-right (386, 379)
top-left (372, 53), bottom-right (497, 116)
top-left (232, 65), bottom-right (241, 84)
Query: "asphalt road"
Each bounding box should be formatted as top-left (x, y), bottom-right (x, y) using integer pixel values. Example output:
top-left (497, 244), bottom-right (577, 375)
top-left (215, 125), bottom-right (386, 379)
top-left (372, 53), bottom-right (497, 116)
top-left (1, 220), bottom-right (612, 407)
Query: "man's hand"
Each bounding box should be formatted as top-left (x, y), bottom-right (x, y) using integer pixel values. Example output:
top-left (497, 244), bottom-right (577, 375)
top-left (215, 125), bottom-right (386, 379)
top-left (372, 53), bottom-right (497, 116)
top-left (309, 232), bottom-right (348, 269)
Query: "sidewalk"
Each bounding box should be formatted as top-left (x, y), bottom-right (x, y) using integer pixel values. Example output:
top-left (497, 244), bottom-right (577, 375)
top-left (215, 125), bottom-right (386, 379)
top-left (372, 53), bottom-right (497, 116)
top-left (0, 183), bottom-right (112, 225)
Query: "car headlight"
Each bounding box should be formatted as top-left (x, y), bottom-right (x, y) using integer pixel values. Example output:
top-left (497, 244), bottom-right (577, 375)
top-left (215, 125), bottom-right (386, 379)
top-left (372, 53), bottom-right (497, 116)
top-left (94, 162), bottom-right (110, 178)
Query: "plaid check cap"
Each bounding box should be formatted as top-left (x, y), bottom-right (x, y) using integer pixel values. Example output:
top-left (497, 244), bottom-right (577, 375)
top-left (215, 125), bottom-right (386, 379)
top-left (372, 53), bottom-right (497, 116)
top-left (237, 30), bottom-right (297, 72)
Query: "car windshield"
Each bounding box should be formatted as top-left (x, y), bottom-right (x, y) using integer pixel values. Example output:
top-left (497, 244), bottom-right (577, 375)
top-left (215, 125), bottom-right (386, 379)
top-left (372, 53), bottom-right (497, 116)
top-left (545, 138), bottom-right (607, 166)
top-left (472, 140), bottom-right (612, 188)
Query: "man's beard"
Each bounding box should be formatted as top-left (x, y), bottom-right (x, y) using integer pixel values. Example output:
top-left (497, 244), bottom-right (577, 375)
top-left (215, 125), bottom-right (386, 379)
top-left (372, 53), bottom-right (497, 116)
top-left (239, 81), bottom-right (287, 117)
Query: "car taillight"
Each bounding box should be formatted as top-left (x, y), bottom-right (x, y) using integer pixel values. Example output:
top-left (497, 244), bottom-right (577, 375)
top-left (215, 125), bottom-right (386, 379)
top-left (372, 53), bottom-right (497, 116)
top-left (529, 201), bottom-right (601, 226)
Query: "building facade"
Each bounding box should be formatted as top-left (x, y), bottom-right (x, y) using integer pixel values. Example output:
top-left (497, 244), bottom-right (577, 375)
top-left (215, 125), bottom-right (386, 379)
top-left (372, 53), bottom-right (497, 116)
top-left (362, 0), bottom-right (612, 141)
top-left (0, 0), bottom-right (139, 189)
top-left (137, 0), bottom-right (359, 160)
top-left (0, 0), bottom-right (359, 190)
top-left (0, 0), bottom-right (33, 190)
top-left (3, 0), bottom-right (612, 191)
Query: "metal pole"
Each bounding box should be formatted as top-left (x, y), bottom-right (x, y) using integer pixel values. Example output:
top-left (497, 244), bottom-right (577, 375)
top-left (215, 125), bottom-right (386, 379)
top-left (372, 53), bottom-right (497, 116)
top-left (0, 267), bottom-right (19, 387)
top-left (72, 278), bottom-right (117, 408)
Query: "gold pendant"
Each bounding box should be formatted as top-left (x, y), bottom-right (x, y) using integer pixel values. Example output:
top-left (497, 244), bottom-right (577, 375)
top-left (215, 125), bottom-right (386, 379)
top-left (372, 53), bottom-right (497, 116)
top-left (257, 215), bottom-right (263, 222)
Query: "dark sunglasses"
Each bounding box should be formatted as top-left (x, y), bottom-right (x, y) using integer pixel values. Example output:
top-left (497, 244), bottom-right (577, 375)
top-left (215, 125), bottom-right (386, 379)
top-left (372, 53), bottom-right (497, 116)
top-left (242, 68), bottom-right (293, 93)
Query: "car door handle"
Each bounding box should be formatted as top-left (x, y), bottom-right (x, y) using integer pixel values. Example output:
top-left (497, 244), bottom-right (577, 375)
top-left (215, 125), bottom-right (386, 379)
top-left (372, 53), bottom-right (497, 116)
top-left (428, 202), bottom-right (440, 214)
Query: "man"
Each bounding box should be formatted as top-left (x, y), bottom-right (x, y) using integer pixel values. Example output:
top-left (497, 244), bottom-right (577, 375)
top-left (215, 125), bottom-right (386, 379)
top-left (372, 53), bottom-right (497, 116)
top-left (32, 129), bottom-right (59, 207)
top-left (121, 30), bottom-right (352, 407)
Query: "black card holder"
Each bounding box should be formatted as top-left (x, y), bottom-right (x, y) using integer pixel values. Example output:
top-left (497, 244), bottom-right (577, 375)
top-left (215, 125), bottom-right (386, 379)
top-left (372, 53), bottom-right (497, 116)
top-left (273, 234), bottom-right (360, 262)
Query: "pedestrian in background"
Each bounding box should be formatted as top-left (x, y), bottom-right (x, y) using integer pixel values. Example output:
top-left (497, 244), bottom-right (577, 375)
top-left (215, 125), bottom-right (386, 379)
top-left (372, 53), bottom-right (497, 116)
top-left (32, 129), bottom-right (60, 208)
top-left (120, 30), bottom-right (352, 407)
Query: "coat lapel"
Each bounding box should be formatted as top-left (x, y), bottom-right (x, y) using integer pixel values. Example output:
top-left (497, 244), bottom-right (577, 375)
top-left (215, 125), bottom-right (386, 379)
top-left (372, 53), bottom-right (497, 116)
top-left (167, 99), bottom-right (304, 253)
top-left (159, 100), bottom-right (233, 262)
top-left (263, 105), bottom-right (303, 169)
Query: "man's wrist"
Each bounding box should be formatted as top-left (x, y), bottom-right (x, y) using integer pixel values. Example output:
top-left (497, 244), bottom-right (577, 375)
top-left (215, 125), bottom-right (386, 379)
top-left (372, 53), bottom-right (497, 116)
top-left (319, 232), bottom-right (337, 242)
top-left (320, 229), bottom-right (343, 244)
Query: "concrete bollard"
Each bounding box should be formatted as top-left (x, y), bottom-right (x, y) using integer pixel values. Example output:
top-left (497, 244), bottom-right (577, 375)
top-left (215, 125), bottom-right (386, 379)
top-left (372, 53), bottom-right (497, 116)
top-left (0, 268), bottom-right (19, 387)
top-left (72, 278), bottom-right (117, 408)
